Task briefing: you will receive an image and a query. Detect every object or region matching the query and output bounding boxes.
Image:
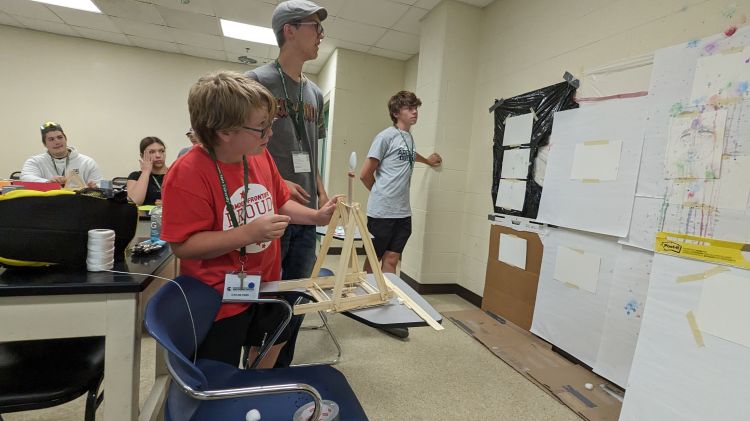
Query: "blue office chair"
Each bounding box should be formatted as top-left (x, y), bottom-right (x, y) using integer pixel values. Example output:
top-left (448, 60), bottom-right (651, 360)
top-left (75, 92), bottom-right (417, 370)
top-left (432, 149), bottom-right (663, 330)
top-left (0, 337), bottom-right (104, 421)
top-left (144, 275), bottom-right (368, 421)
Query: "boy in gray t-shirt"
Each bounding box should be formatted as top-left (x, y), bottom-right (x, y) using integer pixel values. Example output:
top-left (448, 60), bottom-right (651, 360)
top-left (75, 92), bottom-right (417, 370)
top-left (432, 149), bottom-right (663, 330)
top-left (360, 91), bottom-right (442, 275)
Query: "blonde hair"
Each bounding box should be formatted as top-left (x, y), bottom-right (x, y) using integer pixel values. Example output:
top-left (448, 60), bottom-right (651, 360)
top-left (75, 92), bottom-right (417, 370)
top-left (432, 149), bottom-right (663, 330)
top-left (188, 70), bottom-right (277, 148)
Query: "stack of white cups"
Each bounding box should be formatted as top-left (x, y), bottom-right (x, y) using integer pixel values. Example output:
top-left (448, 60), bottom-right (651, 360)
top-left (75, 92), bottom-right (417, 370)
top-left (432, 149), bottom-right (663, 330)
top-left (87, 229), bottom-right (115, 272)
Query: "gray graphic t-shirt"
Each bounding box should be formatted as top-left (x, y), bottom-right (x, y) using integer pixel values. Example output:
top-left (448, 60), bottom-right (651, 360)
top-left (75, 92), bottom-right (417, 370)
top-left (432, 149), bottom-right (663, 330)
top-left (366, 126), bottom-right (415, 218)
top-left (246, 64), bottom-right (325, 210)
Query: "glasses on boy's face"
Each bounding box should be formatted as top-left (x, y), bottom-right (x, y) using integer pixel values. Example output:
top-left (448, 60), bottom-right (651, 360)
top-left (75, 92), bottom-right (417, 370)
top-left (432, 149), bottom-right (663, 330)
top-left (294, 21), bottom-right (324, 36)
top-left (241, 118), bottom-right (277, 138)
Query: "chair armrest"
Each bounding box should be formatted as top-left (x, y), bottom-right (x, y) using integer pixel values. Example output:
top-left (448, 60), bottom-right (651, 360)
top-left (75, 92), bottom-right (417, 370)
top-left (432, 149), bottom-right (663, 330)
top-left (247, 298), bottom-right (293, 369)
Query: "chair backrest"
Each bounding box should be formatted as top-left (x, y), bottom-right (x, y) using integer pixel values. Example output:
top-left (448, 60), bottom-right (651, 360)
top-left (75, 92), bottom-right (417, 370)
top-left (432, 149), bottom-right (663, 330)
top-left (144, 275), bottom-right (222, 390)
top-left (9, 171), bottom-right (21, 180)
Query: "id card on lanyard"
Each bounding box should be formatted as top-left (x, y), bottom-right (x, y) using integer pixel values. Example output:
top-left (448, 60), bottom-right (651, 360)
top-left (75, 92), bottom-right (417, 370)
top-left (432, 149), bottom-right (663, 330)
top-left (209, 151), bottom-right (261, 302)
top-left (276, 61), bottom-right (312, 174)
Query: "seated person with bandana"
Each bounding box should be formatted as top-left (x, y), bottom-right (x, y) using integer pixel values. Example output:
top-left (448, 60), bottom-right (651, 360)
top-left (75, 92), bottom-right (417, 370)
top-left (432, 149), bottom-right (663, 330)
top-left (127, 137), bottom-right (168, 206)
top-left (21, 122), bottom-right (102, 188)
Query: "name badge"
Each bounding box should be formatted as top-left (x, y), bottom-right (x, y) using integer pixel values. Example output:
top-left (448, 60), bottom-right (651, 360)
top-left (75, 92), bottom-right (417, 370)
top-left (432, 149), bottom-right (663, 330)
top-left (292, 152), bottom-right (312, 173)
top-left (222, 272), bottom-right (261, 302)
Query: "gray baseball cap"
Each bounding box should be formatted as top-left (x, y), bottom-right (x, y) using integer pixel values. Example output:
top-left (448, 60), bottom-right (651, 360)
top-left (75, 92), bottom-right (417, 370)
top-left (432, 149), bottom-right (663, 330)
top-left (272, 0), bottom-right (328, 36)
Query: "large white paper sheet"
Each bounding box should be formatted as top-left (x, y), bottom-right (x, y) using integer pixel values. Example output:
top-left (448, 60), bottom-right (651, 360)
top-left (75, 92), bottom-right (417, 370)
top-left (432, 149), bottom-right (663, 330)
top-left (500, 148), bottom-right (531, 179)
top-left (621, 254), bottom-right (750, 421)
top-left (570, 141), bottom-right (622, 181)
top-left (503, 113), bottom-right (534, 146)
top-left (495, 179), bottom-right (525, 211)
top-left (536, 97), bottom-right (646, 237)
top-left (531, 227), bottom-right (622, 367)
top-left (697, 271), bottom-right (750, 349)
top-left (594, 246), bottom-right (652, 388)
top-left (618, 196), bottom-right (664, 251)
top-left (690, 46), bottom-right (750, 104)
top-left (553, 246), bottom-right (601, 293)
top-left (717, 155), bottom-right (750, 210)
top-left (498, 234), bottom-right (527, 270)
top-left (664, 109), bottom-right (726, 179)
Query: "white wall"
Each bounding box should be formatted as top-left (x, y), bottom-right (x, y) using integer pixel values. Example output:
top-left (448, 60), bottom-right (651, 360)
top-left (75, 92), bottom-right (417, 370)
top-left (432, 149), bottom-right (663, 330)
top-left (0, 24), bottom-right (249, 180)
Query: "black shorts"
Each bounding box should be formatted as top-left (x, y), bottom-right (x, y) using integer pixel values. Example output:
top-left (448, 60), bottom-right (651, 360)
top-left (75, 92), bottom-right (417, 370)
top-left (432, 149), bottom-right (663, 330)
top-left (367, 216), bottom-right (412, 258)
top-left (197, 301), bottom-right (293, 366)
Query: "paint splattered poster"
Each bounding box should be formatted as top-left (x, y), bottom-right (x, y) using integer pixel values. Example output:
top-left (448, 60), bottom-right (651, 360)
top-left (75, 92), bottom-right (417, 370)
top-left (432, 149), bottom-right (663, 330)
top-left (664, 109), bottom-right (727, 179)
top-left (690, 46), bottom-right (750, 104)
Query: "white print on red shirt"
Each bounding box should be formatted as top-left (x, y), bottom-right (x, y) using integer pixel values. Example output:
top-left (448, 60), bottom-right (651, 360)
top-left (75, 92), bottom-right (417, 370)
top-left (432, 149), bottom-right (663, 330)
top-left (222, 184), bottom-right (275, 253)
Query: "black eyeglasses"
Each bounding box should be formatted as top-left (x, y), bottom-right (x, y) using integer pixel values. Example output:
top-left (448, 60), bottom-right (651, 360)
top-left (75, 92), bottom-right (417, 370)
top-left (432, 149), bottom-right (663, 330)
top-left (241, 118), bottom-right (277, 138)
top-left (294, 21), bottom-right (324, 36)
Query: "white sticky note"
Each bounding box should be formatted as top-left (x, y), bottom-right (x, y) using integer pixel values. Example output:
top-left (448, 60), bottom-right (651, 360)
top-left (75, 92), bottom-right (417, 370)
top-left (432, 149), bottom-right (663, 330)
top-left (553, 246), bottom-right (601, 293)
top-left (496, 179), bottom-right (526, 211)
top-left (501, 148), bottom-right (531, 179)
top-left (697, 271), bottom-right (750, 349)
top-left (503, 113), bottom-right (534, 146)
top-left (570, 141), bottom-right (622, 181)
top-left (498, 234), bottom-right (527, 270)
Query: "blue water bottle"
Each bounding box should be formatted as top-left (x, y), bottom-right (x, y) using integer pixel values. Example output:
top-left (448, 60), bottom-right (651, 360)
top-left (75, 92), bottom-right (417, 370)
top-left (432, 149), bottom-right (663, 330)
top-left (149, 202), bottom-right (163, 242)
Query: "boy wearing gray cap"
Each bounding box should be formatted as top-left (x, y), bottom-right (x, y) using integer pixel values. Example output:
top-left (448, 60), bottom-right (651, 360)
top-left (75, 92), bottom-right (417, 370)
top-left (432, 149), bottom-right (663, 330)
top-left (246, 0), bottom-right (328, 367)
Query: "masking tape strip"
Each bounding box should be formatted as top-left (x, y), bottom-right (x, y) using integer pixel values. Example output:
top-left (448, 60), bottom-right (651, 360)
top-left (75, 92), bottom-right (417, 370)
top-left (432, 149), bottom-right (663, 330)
top-left (570, 248), bottom-right (585, 254)
top-left (676, 265), bottom-right (729, 283)
top-left (686, 311), bottom-right (705, 347)
top-left (564, 282), bottom-right (579, 289)
top-left (582, 179), bottom-right (600, 183)
top-left (530, 107), bottom-right (538, 121)
top-left (722, 46), bottom-right (744, 54)
top-left (584, 140), bottom-right (609, 145)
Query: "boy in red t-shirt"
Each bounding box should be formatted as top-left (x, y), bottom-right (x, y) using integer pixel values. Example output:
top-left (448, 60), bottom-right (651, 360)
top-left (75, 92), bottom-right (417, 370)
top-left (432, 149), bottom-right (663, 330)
top-left (161, 70), bottom-right (340, 368)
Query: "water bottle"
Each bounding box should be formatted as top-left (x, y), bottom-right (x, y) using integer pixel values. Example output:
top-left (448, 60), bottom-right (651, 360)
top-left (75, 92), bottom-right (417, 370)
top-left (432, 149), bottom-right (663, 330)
top-left (150, 202), bottom-right (163, 242)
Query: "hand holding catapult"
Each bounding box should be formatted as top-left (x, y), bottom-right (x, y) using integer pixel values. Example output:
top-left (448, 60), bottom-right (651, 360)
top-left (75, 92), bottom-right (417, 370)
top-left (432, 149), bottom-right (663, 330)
top-left (276, 152), bottom-right (443, 330)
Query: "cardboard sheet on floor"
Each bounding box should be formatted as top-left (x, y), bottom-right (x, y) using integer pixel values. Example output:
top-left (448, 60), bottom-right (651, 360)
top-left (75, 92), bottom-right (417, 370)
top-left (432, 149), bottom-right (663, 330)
top-left (496, 179), bottom-right (526, 211)
top-left (621, 254), bottom-right (750, 421)
top-left (498, 233), bottom-right (527, 270)
top-left (446, 309), bottom-right (622, 421)
top-left (503, 113), bottom-right (534, 146)
top-left (483, 224), bottom-right (543, 330)
top-left (536, 97), bottom-right (645, 237)
top-left (500, 148), bottom-right (531, 179)
top-left (531, 226), bottom-right (621, 368)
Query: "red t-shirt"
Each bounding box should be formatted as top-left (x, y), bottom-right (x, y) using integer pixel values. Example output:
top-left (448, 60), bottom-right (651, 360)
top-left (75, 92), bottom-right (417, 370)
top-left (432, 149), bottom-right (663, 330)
top-left (161, 147), bottom-right (291, 321)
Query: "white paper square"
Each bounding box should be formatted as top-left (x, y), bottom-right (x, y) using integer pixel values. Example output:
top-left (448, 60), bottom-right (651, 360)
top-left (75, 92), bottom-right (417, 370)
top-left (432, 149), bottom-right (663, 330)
top-left (503, 113), bottom-right (534, 146)
top-left (500, 148), bottom-right (531, 179)
top-left (690, 47), bottom-right (750, 103)
top-left (495, 179), bottom-right (526, 211)
top-left (498, 234), bottom-right (527, 270)
top-left (697, 271), bottom-right (750, 349)
top-left (570, 141), bottom-right (622, 181)
top-left (717, 155), bottom-right (750, 210)
top-left (553, 246), bottom-right (601, 293)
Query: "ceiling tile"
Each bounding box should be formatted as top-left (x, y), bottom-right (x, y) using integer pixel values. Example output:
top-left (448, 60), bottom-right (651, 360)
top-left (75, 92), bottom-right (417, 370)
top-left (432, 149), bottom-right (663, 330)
top-left (375, 30), bottom-right (419, 54)
top-left (368, 46), bottom-right (412, 60)
top-left (156, 6), bottom-right (221, 35)
top-left (179, 44), bottom-right (228, 61)
top-left (338, 0), bottom-right (408, 28)
top-left (48, 5), bottom-right (120, 32)
top-left (74, 26), bottom-right (131, 45)
top-left (94, 0), bottom-right (164, 25)
top-left (127, 34), bottom-right (180, 53)
top-left (0, 11), bottom-right (21, 26)
top-left (0, 0), bottom-right (62, 22)
top-left (268, 44), bottom-right (280, 58)
top-left (15, 15), bottom-right (78, 37)
top-left (392, 6), bottom-right (428, 34)
top-left (170, 28), bottom-right (224, 50)
top-left (325, 17), bottom-right (386, 46)
top-left (392, 0), bottom-right (419, 5)
top-left (306, 48), bottom-right (333, 68)
top-left (413, 0), bottom-right (441, 10)
top-left (324, 37), bottom-right (370, 53)
top-left (314, 0), bottom-right (347, 17)
top-left (213, 0), bottom-right (275, 27)
top-left (455, 0), bottom-right (494, 7)
top-left (303, 63), bottom-right (322, 74)
top-left (227, 53), bottom-right (271, 67)
top-left (111, 17), bottom-right (173, 42)
top-left (150, 0), bottom-right (215, 16)
top-left (223, 37), bottom-right (272, 57)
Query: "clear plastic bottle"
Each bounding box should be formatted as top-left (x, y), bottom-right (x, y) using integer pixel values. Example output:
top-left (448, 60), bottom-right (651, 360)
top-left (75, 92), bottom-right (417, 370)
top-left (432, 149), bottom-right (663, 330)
top-left (150, 201), bottom-right (162, 242)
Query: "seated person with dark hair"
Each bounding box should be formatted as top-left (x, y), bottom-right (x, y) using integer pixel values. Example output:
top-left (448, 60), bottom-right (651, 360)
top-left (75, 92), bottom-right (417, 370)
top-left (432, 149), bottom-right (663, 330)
top-left (126, 137), bottom-right (168, 206)
top-left (21, 121), bottom-right (102, 187)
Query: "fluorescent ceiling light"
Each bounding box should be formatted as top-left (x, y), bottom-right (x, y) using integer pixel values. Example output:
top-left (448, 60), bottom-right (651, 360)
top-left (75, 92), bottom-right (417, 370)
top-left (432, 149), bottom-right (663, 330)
top-left (31, 0), bottom-right (101, 13)
top-left (221, 19), bottom-right (277, 46)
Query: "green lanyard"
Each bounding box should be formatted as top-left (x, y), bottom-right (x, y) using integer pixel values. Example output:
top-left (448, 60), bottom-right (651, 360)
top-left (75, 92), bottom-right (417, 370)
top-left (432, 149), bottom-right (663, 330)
top-left (209, 150), bottom-right (250, 266)
top-left (275, 60), bottom-right (307, 150)
top-left (397, 129), bottom-right (415, 169)
top-left (151, 175), bottom-right (163, 192)
top-left (49, 153), bottom-right (69, 177)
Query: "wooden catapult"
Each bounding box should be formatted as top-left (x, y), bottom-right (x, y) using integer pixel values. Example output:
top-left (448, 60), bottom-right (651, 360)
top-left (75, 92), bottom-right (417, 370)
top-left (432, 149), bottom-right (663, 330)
top-left (277, 154), bottom-right (443, 330)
